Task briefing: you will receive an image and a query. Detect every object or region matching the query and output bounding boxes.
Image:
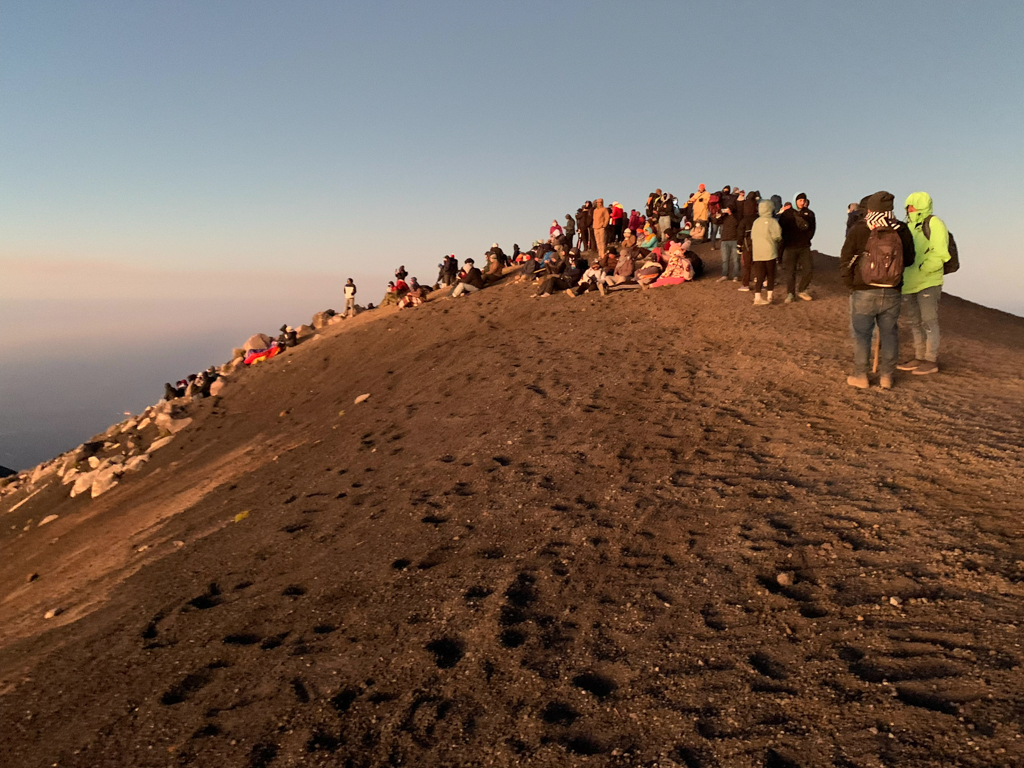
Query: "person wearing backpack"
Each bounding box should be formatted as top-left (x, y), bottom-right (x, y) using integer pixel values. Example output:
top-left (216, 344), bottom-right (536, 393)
top-left (839, 191), bottom-right (916, 390)
top-left (897, 192), bottom-right (952, 376)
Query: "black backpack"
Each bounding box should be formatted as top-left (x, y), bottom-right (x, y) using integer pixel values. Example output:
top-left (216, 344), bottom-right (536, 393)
top-left (921, 215), bottom-right (959, 274)
top-left (860, 226), bottom-right (904, 287)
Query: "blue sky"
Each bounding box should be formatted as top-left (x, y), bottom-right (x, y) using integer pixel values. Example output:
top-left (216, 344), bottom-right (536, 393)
top-left (2, 1), bottom-right (1023, 467)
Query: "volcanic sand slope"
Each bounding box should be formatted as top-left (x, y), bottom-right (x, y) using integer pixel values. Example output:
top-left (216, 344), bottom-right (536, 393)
top-left (1, 249), bottom-right (1023, 768)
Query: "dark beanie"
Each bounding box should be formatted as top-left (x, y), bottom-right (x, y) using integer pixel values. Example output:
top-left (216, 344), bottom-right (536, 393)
top-left (795, 192), bottom-right (808, 203)
top-left (866, 191), bottom-right (895, 213)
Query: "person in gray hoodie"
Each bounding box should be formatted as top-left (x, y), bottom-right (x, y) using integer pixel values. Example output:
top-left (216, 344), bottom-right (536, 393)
top-left (750, 199), bottom-right (783, 304)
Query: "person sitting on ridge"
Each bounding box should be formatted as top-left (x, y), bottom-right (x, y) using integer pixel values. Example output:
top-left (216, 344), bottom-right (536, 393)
top-left (451, 258), bottom-right (485, 297)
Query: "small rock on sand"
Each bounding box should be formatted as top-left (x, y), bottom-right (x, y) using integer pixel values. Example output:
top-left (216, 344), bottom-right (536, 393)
top-left (354, 393), bottom-right (371, 404)
top-left (148, 436), bottom-right (174, 452)
top-left (44, 608), bottom-right (63, 620)
top-left (38, 515), bottom-right (59, 527)
top-left (776, 572), bottom-right (795, 587)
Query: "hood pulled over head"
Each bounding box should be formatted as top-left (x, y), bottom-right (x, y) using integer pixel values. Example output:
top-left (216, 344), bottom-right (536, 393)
top-left (758, 199), bottom-right (775, 217)
top-left (904, 191), bottom-right (934, 224)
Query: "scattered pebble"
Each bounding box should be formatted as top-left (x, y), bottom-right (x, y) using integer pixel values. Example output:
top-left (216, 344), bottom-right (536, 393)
top-left (38, 514), bottom-right (59, 527)
top-left (776, 571), bottom-right (794, 587)
top-left (354, 393), bottom-right (371, 404)
top-left (26, 573), bottom-right (39, 583)
top-left (234, 510), bottom-right (250, 523)
top-left (44, 608), bottom-right (63, 620)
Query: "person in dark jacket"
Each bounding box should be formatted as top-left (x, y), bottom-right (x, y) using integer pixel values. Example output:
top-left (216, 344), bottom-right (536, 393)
top-left (576, 203), bottom-right (593, 252)
top-left (564, 215), bottom-right (576, 246)
top-left (532, 252), bottom-right (584, 297)
top-left (738, 190), bottom-right (760, 290)
top-left (845, 203), bottom-right (861, 235)
top-left (839, 191), bottom-right (916, 390)
top-left (714, 203), bottom-right (742, 281)
top-left (451, 258), bottom-right (485, 298)
top-left (779, 192), bottom-right (817, 302)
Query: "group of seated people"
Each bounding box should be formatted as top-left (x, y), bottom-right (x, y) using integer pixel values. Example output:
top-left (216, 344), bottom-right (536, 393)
top-left (381, 201), bottom-right (709, 307)
top-left (164, 366), bottom-right (220, 401)
top-left (518, 222), bottom-right (704, 298)
top-left (380, 265), bottom-right (429, 308)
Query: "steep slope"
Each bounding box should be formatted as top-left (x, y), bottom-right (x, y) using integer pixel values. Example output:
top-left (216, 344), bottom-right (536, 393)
top-left (2, 249), bottom-right (1023, 768)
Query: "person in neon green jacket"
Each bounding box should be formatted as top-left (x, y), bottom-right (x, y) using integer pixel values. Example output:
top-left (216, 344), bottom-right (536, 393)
top-left (898, 191), bottom-right (949, 375)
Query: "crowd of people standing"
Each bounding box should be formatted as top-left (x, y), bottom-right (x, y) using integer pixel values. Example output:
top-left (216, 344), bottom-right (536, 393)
top-left (368, 185), bottom-right (954, 391)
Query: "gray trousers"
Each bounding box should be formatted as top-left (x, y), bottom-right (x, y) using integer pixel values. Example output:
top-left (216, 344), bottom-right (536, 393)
top-left (902, 285), bottom-right (941, 362)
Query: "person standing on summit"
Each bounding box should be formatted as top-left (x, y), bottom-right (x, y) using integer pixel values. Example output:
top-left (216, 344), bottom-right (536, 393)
top-left (898, 192), bottom-right (950, 376)
top-left (687, 184), bottom-right (711, 241)
top-left (840, 191), bottom-right (916, 390)
top-left (750, 199), bottom-right (782, 305)
top-left (592, 198), bottom-right (610, 260)
top-left (779, 193), bottom-right (817, 303)
top-left (344, 278), bottom-right (357, 317)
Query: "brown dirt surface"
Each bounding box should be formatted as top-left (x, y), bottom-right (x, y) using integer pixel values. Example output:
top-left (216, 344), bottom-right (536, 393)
top-left (2, 248), bottom-right (1023, 768)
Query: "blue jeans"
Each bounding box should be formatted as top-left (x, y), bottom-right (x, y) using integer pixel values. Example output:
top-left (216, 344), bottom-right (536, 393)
top-left (708, 220), bottom-right (719, 245)
top-left (902, 286), bottom-right (941, 362)
top-left (850, 289), bottom-right (901, 377)
top-left (720, 240), bottom-right (739, 278)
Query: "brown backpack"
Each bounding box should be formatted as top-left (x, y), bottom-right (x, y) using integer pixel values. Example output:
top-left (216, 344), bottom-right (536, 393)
top-left (859, 227), bottom-right (904, 287)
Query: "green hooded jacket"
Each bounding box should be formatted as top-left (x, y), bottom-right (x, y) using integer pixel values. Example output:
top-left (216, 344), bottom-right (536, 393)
top-left (903, 191), bottom-right (948, 294)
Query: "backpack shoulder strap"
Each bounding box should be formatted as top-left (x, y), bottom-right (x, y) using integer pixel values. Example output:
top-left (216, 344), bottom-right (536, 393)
top-left (921, 214), bottom-right (933, 240)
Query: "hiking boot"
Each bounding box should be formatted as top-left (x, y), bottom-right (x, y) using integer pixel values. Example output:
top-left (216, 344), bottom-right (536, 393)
top-left (598, 282), bottom-right (606, 296)
top-left (738, 285), bottom-right (751, 292)
top-left (798, 291), bottom-right (813, 301)
top-left (896, 359), bottom-right (922, 371)
top-left (879, 374), bottom-right (893, 390)
top-left (912, 360), bottom-right (939, 375)
top-left (717, 276), bottom-right (729, 283)
top-left (785, 293), bottom-right (795, 304)
top-left (847, 375), bottom-right (870, 389)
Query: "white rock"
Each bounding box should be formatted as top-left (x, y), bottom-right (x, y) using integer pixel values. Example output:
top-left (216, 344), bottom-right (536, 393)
top-left (155, 412), bottom-right (192, 435)
top-left (87, 456), bottom-right (101, 469)
top-left (44, 608), bottom-right (63, 620)
top-left (71, 471), bottom-right (97, 497)
top-left (209, 378), bottom-right (227, 396)
top-left (62, 468), bottom-right (79, 486)
top-left (123, 419), bottom-right (138, 431)
top-left (29, 463), bottom-right (53, 485)
top-left (148, 436), bottom-right (174, 452)
top-left (91, 467), bottom-right (120, 498)
top-left (136, 417), bottom-right (152, 430)
top-left (124, 454), bottom-right (150, 472)
top-left (242, 332), bottom-right (273, 352)
top-left (354, 393), bottom-right (371, 404)
top-left (38, 515), bottom-right (58, 527)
